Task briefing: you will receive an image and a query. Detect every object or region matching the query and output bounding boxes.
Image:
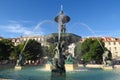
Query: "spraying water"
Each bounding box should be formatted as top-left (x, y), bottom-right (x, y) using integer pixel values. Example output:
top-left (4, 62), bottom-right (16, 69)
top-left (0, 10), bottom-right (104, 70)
top-left (72, 22), bottom-right (105, 51)
top-left (20, 20), bottom-right (55, 53)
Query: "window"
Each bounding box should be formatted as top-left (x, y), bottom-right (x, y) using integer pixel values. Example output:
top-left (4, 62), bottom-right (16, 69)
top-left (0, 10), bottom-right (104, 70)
top-left (109, 47), bottom-right (111, 50)
top-left (113, 42), bottom-right (116, 45)
top-left (114, 47), bottom-right (117, 51)
top-left (38, 38), bottom-right (40, 41)
top-left (115, 52), bottom-right (118, 57)
top-left (119, 42), bottom-right (120, 45)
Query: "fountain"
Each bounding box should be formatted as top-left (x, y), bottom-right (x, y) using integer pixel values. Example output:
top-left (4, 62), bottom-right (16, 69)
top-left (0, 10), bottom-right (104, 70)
top-left (45, 5), bottom-right (79, 77)
top-left (1, 4), bottom-right (120, 80)
top-left (51, 5), bottom-right (70, 77)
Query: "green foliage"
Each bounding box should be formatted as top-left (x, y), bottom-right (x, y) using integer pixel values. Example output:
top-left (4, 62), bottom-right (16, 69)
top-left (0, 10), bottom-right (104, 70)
top-left (81, 38), bottom-right (105, 63)
top-left (0, 39), bottom-right (14, 60)
top-left (74, 42), bottom-right (82, 60)
top-left (41, 46), bottom-right (49, 57)
top-left (10, 39), bottom-right (43, 60)
top-left (48, 43), bottom-right (56, 57)
top-left (10, 43), bottom-right (24, 60)
top-left (24, 39), bottom-right (43, 60)
top-left (81, 38), bottom-right (93, 54)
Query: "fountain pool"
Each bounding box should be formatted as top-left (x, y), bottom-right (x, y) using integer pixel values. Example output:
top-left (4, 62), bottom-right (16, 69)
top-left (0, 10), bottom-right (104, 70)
top-left (0, 66), bottom-right (120, 80)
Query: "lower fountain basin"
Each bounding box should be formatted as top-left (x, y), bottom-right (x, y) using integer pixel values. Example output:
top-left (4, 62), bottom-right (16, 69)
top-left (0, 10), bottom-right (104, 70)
top-left (0, 66), bottom-right (120, 80)
top-left (45, 63), bottom-right (78, 71)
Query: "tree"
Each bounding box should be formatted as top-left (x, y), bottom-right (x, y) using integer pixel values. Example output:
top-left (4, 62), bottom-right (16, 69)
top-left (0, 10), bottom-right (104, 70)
top-left (10, 39), bottom-right (43, 61)
top-left (10, 43), bottom-right (24, 60)
top-left (24, 39), bottom-right (43, 60)
top-left (74, 42), bottom-right (82, 60)
top-left (48, 43), bottom-right (56, 57)
top-left (42, 46), bottom-right (49, 57)
top-left (81, 38), bottom-right (105, 63)
top-left (0, 39), bottom-right (14, 60)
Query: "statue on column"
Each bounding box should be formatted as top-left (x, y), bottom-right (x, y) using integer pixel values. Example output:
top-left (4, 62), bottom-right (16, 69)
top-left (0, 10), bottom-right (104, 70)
top-left (51, 5), bottom-right (70, 76)
top-left (61, 24), bottom-right (66, 33)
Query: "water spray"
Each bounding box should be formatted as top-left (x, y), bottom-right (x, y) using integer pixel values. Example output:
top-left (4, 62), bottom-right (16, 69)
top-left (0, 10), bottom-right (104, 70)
top-left (74, 22), bottom-right (105, 51)
top-left (20, 20), bottom-right (55, 54)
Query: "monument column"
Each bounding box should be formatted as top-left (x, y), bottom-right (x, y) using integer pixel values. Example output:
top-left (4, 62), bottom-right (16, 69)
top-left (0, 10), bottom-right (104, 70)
top-left (55, 5), bottom-right (70, 41)
top-left (51, 5), bottom-right (70, 77)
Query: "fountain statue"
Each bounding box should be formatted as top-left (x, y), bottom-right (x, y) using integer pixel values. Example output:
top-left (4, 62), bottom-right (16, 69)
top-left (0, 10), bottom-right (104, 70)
top-left (102, 50), bottom-right (113, 70)
top-left (15, 52), bottom-right (25, 70)
top-left (16, 53), bottom-right (25, 66)
top-left (103, 50), bottom-right (112, 66)
top-left (50, 5), bottom-right (70, 76)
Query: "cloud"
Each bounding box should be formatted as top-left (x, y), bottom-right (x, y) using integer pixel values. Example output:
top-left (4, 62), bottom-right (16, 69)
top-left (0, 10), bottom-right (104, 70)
top-left (7, 24), bottom-right (34, 35)
top-left (0, 23), bottom-right (44, 38)
top-left (8, 20), bottom-right (19, 24)
top-left (0, 20), bottom-right (54, 38)
top-left (8, 20), bottom-right (33, 24)
top-left (0, 24), bottom-right (34, 35)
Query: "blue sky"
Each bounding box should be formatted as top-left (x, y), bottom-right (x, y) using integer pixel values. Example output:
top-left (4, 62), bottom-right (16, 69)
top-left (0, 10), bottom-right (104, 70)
top-left (0, 0), bottom-right (120, 38)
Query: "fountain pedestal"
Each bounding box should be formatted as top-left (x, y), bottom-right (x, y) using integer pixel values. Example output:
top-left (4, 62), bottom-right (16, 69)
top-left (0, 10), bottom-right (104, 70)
top-left (45, 63), bottom-right (78, 71)
top-left (15, 66), bottom-right (22, 70)
top-left (102, 65), bottom-right (113, 70)
top-left (14, 58), bottom-right (24, 70)
top-left (65, 63), bottom-right (78, 71)
top-left (45, 64), bottom-right (51, 71)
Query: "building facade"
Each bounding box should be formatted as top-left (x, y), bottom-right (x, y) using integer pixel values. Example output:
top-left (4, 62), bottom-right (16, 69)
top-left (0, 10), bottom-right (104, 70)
top-left (10, 35), bottom-right (48, 46)
top-left (103, 37), bottom-right (120, 60)
top-left (9, 35), bottom-right (120, 60)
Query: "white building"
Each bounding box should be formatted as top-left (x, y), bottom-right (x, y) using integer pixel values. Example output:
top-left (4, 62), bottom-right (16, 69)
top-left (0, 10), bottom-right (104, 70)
top-left (82, 37), bottom-right (120, 60)
top-left (10, 35), bottom-right (120, 60)
top-left (103, 37), bottom-right (120, 60)
top-left (10, 35), bottom-right (48, 46)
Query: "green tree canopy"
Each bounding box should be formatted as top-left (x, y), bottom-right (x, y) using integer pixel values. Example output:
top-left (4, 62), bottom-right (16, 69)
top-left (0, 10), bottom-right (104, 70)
top-left (74, 42), bottom-right (82, 60)
top-left (0, 39), bottom-right (14, 60)
top-left (24, 39), bottom-right (43, 60)
top-left (10, 42), bottom-right (24, 60)
top-left (48, 43), bottom-right (56, 57)
top-left (41, 46), bottom-right (49, 57)
top-left (10, 39), bottom-right (43, 61)
top-left (81, 38), bottom-right (106, 63)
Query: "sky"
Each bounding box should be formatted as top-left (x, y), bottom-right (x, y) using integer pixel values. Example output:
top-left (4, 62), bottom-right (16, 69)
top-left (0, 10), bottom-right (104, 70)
top-left (0, 0), bottom-right (120, 38)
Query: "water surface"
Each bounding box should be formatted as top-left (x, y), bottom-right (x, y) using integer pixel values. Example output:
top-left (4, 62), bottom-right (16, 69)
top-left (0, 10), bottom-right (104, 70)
top-left (0, 66), bottom-right (119, 80)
